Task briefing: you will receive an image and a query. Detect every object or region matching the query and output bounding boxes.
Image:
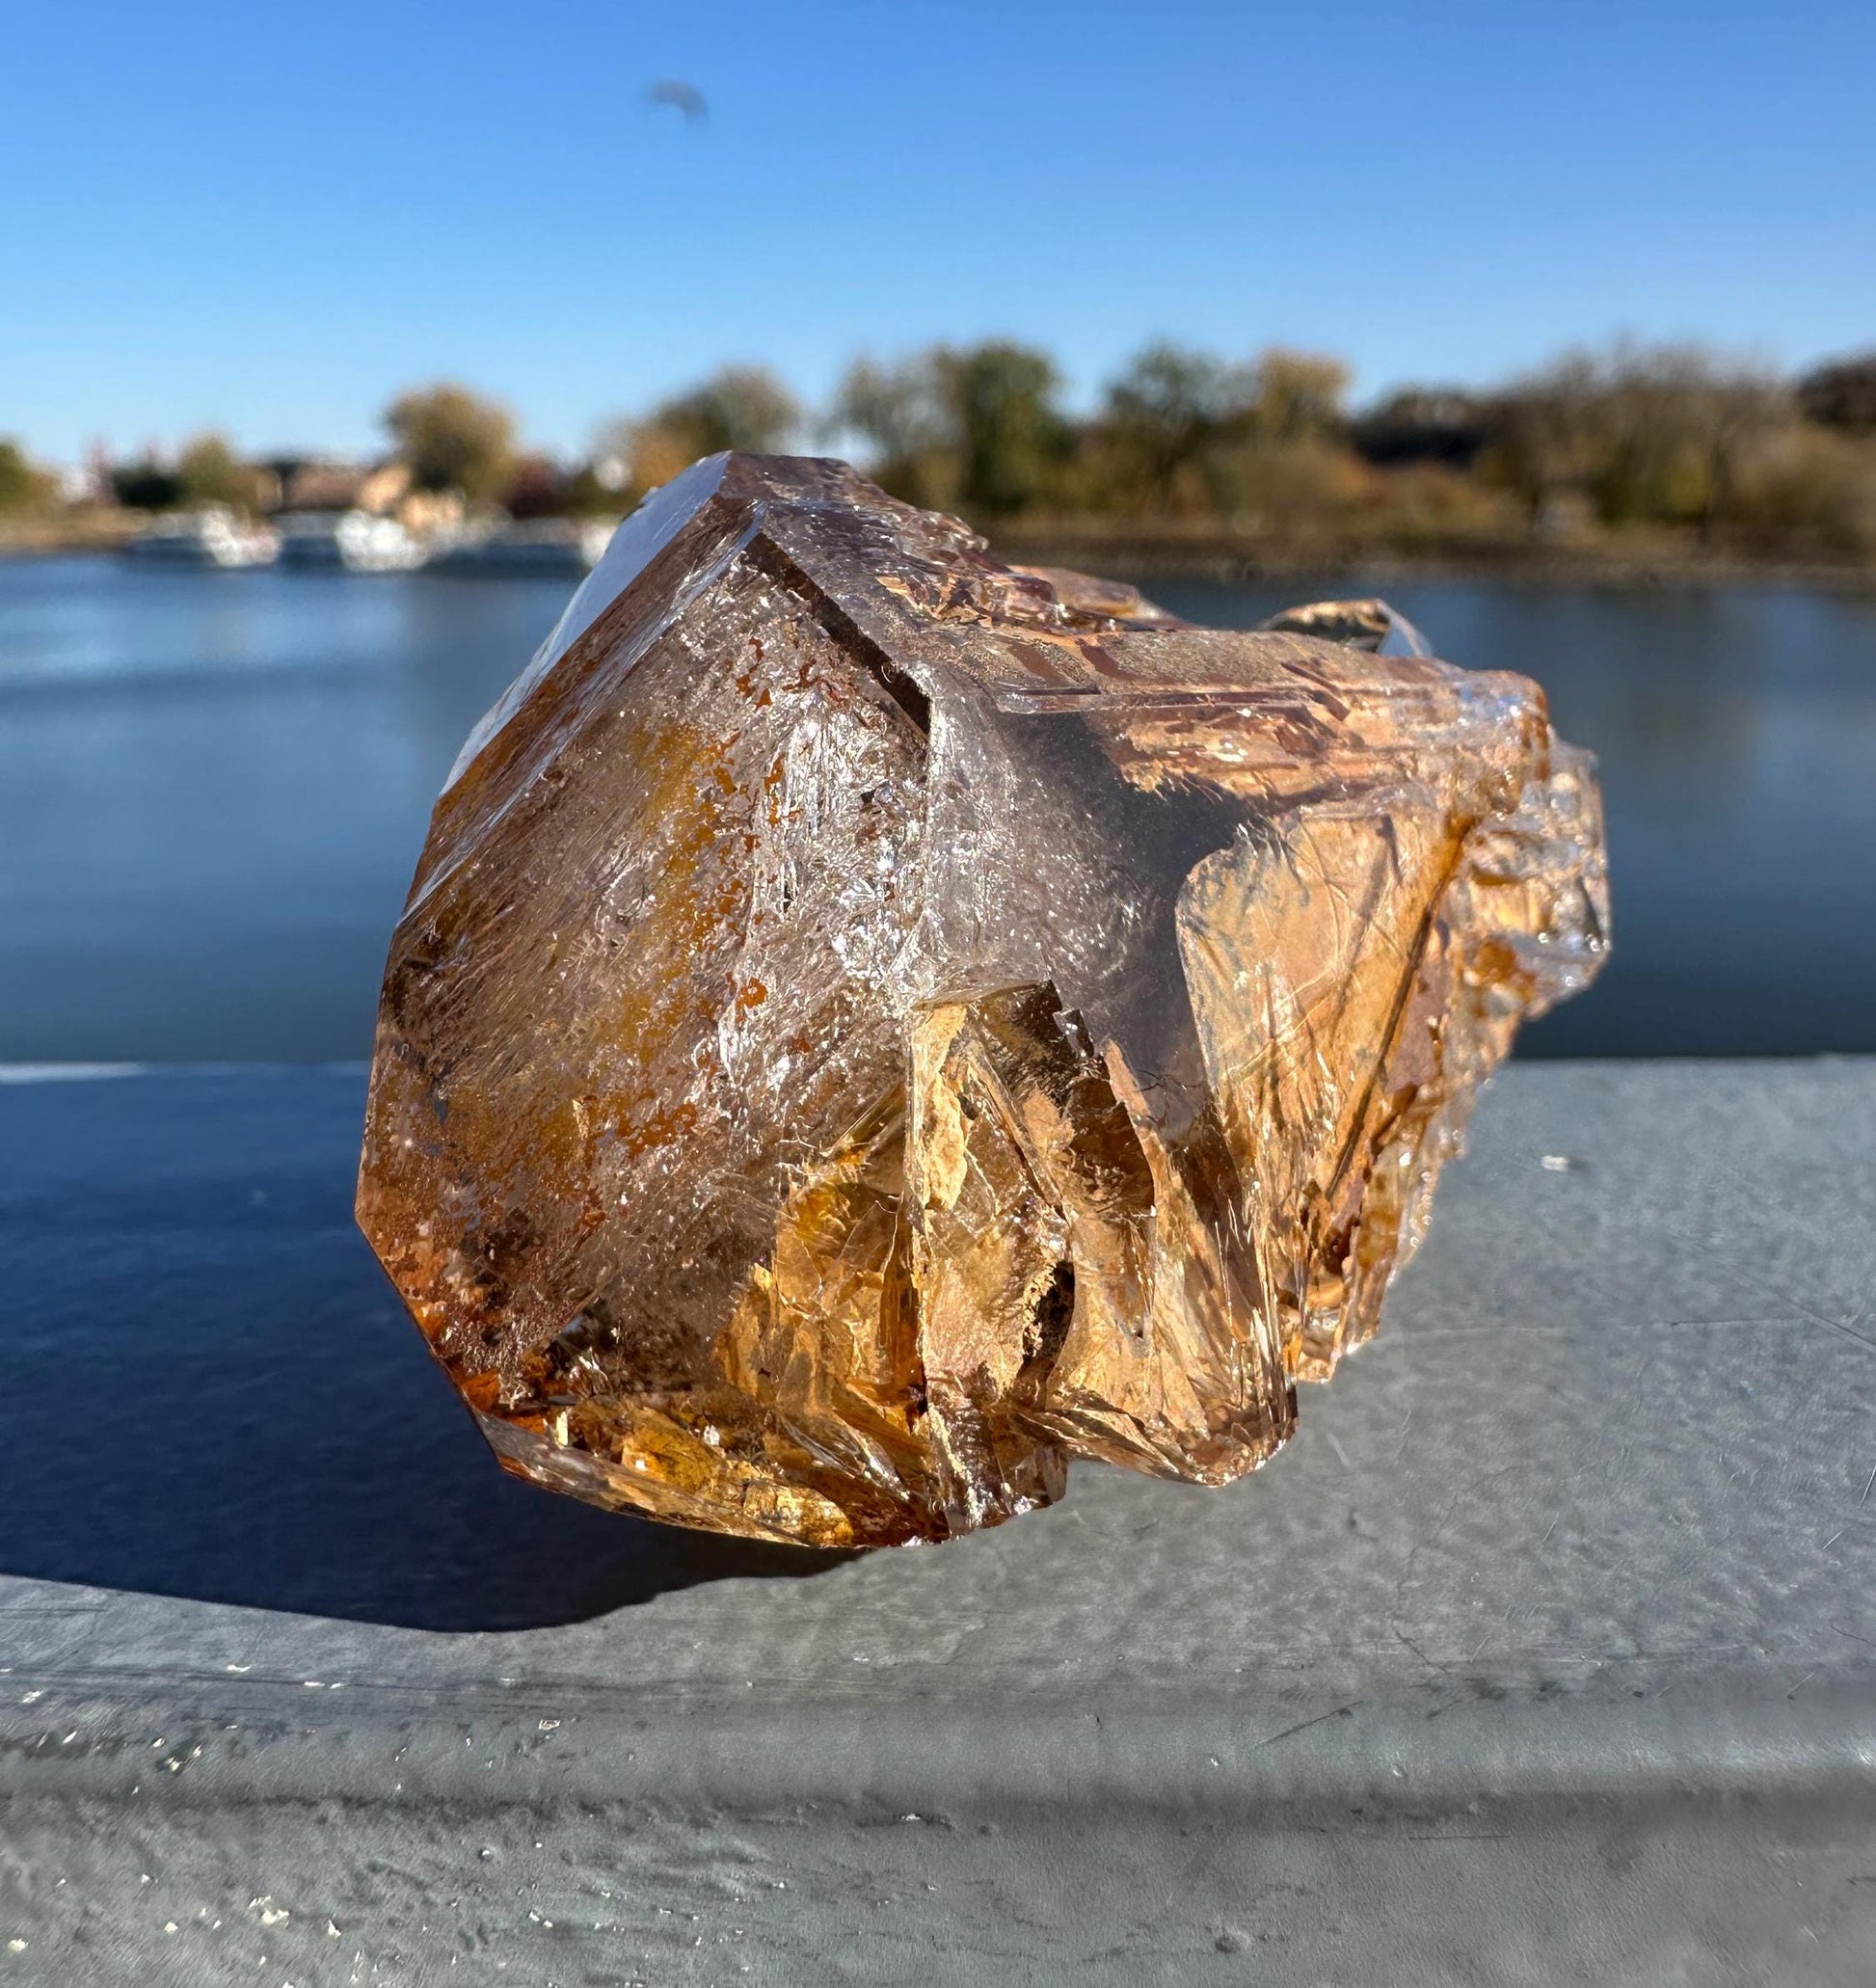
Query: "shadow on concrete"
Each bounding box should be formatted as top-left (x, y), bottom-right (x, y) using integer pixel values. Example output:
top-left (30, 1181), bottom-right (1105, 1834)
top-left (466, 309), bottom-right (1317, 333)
top-left (0, 1068), bottom-right (853, 1630)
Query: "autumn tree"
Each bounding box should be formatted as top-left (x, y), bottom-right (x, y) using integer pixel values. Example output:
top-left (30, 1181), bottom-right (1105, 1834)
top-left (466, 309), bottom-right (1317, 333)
top-left (608, 365), bottom-right (802, 493)
top-left (1480, 352), bottom-right (1611, 529)
top-left (1231, 349), bottom-right (1351, 444)
top-left (385, 384), bottom-right (518, 503)
top-left (1485, 344), bottom-right (1788, 538)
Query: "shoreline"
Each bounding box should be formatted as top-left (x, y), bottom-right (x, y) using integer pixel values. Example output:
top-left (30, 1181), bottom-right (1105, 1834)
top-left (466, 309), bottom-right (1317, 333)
top-left (0, 515), bottom-right (140, 559)
top-left (987, 520), bottom-right (1876, 593)
top-left (7, 514), bottom-right (1876, 593)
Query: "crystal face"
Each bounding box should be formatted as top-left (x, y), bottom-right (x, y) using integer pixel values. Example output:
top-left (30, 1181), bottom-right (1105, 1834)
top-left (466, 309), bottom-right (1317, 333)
top-left (357, 453), bottom-right (1608, 1546)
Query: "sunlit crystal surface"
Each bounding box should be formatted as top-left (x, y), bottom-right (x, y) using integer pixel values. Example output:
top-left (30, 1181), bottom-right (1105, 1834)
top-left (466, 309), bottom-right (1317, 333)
top-left (358, 454), bottom-right (1609, 1546)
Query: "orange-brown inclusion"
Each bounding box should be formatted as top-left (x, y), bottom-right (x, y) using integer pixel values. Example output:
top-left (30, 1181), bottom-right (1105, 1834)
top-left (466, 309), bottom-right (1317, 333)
top-left (358, 455), bottom-right (1608, 1546)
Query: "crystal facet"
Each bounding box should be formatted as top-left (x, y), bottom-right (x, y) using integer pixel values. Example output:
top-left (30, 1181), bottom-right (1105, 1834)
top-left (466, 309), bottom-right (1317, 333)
top-left (358, 454), bottom-right (1608, 1546)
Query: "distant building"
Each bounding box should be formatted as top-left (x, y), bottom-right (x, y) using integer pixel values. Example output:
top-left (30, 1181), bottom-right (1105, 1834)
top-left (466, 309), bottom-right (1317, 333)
top-left (259, 456), bottom-right (413, 516)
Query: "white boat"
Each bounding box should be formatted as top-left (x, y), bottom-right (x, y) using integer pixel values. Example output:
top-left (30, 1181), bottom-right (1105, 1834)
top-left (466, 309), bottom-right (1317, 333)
top-left (125, 507), bottom-right (279, 568)
top-left (277, 509), bottom-right (425, 573)
top-left (427, 518), bottom-right (615, 577)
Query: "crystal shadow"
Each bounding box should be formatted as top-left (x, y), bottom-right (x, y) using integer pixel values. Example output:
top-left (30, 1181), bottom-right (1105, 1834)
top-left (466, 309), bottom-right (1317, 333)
top-left (0, 1066), bottom-right (850, 1630)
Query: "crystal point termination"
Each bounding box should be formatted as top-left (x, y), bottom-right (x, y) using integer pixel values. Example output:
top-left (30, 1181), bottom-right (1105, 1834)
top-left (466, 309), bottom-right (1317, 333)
top-left (358, 454), bottom-right (1608, 1547)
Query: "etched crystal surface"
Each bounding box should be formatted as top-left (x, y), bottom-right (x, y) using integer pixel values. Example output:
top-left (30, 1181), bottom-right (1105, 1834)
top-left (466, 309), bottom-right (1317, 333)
top-left (358, 454), bottom-right (1608, 1545)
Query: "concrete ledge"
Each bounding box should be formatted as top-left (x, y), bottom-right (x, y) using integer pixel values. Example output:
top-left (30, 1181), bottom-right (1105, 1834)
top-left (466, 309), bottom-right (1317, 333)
top-left (4, 1061), bottom-right (1875, 1984)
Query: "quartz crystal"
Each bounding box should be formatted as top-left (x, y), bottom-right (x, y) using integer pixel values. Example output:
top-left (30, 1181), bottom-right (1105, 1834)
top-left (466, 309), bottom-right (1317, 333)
top-left (358, 454), bottom-right (1608, 1546)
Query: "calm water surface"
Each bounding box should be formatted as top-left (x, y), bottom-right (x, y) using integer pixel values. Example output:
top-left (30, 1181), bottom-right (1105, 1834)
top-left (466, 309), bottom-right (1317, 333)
top-left (2, 553), bottom-right (1872, 1061)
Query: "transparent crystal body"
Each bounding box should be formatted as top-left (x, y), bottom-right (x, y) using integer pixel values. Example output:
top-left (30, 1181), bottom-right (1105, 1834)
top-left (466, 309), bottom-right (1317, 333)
top-left (358, 455), bottom-right (1609, 1545)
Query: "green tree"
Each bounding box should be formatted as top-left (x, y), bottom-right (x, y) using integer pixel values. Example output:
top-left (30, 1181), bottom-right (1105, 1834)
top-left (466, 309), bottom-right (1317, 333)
top-left (385, 384), bottom-right (518, 502)
top-left (1103, 342), bottom-right (1232, 510)
top-left (652, 365), bottom-right (799, 455)
top-left (829, 354), bottom-right (956, 504)
top-left (831, 341), bottom-right (1070, 515)
top-left (936, 340), bottom-right (1069, 516)
top-left (0, 438), bottom-right (54, 513)
top-left (175, 432), bottom-right (264, 513)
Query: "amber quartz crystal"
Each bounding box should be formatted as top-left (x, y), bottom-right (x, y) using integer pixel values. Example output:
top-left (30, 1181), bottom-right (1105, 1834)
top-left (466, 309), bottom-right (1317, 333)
top-left (358, 455), bottom-right (1608, 1546)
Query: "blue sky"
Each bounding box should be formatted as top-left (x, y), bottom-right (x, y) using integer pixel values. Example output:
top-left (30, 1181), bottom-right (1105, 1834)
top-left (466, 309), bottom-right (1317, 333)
top-left (5, 0), bottom-right (1872, 461)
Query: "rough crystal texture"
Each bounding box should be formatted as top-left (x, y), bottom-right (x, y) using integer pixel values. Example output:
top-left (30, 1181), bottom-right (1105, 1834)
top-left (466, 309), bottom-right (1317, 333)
top-left (357, 454), bottom-right (1608, 1546)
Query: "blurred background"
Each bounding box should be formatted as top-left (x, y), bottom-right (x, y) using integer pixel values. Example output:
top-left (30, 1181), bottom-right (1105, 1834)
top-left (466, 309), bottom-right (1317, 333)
top-left (4, 0), bottom-right (1873, 1064)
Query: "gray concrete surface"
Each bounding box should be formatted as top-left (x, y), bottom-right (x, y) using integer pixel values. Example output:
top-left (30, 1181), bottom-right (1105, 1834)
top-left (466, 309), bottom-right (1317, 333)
top-left (3, 1060), bottom-right (1874, 1985)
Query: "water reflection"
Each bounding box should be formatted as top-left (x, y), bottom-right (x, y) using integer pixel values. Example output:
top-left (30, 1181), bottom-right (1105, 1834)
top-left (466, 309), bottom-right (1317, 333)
top-left (2, 555), bottom-right (1872, 1061)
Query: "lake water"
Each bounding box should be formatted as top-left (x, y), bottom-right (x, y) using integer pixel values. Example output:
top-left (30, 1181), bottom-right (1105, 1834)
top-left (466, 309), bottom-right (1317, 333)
top-left (2, 553), bottom-right (1872, 1061)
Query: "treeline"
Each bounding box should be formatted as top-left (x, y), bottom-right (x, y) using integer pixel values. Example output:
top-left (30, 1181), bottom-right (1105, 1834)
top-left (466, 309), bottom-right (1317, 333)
top-left (822, 339), bottom-right (1876, 556)
top-left (8, 340), bottom-right (1876, 561)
